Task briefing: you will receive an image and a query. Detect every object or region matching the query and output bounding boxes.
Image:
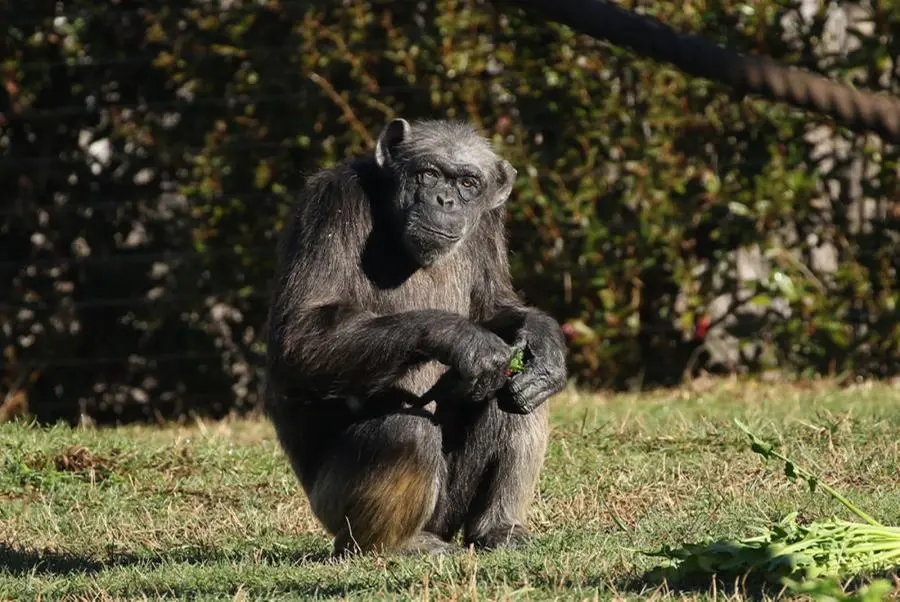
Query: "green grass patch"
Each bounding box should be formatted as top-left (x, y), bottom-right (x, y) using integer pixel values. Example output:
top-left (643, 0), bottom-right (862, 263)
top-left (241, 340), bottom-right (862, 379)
top-left (2, 379), bottom-right (900, 600)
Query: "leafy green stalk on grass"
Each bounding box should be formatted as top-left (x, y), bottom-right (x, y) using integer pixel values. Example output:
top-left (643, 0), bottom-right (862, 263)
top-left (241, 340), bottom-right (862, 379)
top-left (733, 419), bottom-right (882, 527)
top-left (644, 420), bottom-right (900, 599)
top-left (788, 575), bottom-right (895, 602)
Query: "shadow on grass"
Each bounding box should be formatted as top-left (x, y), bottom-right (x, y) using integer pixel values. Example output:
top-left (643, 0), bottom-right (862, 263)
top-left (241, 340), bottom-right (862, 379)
top-left (616, 566), bottom-right (900, 601)
top-left (615, 568), bottom-right (779, 601)
top-left (0, 539), bottom-right (332, 577)
top-left (0, 539), bottom-right (430, 599)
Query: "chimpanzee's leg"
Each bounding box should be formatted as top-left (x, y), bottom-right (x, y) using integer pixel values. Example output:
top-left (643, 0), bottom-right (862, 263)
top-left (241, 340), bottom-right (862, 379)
top-left (304, 409), bottom-right (452, 556)
top-left (425, 398), bottom-right (549, 549)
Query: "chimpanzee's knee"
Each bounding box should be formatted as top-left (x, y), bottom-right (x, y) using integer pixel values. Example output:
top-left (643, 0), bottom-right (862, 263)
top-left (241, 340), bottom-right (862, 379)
top-left (307, 411), bottom-right (445, 555)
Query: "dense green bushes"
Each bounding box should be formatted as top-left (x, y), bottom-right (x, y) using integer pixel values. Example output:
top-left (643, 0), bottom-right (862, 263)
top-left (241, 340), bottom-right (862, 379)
top-left (2, 1), bottom-right (899, 423)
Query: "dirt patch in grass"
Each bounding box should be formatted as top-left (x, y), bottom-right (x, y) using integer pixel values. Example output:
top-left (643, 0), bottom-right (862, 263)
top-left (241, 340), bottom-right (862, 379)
top-left (53, 445), bottom-right (116, 481)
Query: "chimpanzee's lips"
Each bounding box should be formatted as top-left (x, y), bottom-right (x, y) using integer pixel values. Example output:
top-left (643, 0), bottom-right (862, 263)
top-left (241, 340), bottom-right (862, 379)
top-left (419, 224), bottom-right (462, 242)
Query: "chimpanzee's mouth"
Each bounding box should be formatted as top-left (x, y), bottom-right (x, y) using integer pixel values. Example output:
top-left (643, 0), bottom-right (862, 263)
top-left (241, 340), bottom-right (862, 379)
top-left (419, 224), bottom-right (462, 242)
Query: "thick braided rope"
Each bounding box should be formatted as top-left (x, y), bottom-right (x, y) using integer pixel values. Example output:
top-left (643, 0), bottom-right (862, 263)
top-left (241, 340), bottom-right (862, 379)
top-left (505, 0), bottom-right (900, 142)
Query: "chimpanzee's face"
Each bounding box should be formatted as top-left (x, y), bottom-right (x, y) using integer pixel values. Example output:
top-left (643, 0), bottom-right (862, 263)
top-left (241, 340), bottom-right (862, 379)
top-left (376, 119), bottom-right (517, 267)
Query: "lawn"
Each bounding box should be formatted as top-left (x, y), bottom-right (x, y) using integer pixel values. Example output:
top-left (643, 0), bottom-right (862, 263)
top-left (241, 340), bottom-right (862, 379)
top-left (2, 379), bottom-right (900, 600)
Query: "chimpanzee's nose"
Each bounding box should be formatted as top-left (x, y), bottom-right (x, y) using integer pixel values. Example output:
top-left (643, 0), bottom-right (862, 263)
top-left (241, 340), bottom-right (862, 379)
top-left (436, 194), bottom-right (454, 209)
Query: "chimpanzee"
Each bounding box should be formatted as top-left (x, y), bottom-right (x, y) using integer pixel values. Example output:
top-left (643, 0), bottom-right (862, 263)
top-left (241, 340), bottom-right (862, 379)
top-left (264, 118), bottom-right (567, 556)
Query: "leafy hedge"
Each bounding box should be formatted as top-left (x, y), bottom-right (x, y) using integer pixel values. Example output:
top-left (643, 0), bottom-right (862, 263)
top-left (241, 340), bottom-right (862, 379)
top-left (2, 0), bottom-right (899, 423)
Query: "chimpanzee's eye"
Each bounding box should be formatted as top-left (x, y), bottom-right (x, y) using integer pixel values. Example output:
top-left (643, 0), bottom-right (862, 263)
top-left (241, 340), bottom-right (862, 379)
top-left (419, 168), bottom-right (440, 186)
top-left (459, 177), bottom-right (477, 189)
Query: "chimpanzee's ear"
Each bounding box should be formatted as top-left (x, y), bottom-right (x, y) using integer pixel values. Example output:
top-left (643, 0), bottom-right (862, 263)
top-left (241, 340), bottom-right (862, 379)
top-left (374, 118), bottom-right (411, 168)
top-left (489, 159), bottom-right (518, 208)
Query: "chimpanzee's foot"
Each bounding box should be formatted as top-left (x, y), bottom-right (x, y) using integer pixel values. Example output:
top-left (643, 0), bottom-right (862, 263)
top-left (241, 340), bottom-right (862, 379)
top-left (396, 531), bottom-right (456, 556)
top-left (466, 523), bottom-right (530, 550)
top-left (332, 529), bottom-right (455, 558)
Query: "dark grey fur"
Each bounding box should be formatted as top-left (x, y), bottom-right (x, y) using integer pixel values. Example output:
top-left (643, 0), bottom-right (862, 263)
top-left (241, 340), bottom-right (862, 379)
top-left (264, 118), bottom-right (568, 556)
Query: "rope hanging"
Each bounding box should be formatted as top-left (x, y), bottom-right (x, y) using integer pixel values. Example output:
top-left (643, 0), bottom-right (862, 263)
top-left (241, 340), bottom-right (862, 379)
top-left (505, 0), bottom-right (900, 142)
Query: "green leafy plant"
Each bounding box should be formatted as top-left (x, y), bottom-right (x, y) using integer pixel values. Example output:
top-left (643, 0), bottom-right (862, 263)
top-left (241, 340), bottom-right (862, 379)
top-left (644, 420), bottom-right (900, 599)
top-left (507, 347), bottom-right (526, 377)
top-left (734, 419), bottom-right (882, 527)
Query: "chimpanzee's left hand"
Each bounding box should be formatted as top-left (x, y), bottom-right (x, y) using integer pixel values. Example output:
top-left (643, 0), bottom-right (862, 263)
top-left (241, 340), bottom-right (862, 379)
top-left (497, 311), bottom-right (567, 415)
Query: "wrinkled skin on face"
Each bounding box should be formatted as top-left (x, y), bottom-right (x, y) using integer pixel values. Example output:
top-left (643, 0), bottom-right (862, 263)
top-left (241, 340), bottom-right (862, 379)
top-left (374, 118), bottom-right (517, 267)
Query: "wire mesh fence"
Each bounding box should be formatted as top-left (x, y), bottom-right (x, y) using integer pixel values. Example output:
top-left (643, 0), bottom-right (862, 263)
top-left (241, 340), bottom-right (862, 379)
top-left (3, 1), bottom-right (899, 425)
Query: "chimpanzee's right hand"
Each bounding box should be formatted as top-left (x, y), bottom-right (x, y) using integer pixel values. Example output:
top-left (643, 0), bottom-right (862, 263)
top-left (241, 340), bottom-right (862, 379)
top-left (426, 320), bottom-right (515, 403)
top-left (451, 328), bottom-right (516, 402)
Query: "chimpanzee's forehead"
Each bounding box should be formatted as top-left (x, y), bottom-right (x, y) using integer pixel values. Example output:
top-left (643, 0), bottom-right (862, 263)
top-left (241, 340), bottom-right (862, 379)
top-left (400, 120), bottom-right (498, 167)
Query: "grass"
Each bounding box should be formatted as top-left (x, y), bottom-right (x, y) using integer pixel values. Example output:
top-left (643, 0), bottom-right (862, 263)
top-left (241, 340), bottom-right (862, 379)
top-left (2, 378), bottom-right (900, 600)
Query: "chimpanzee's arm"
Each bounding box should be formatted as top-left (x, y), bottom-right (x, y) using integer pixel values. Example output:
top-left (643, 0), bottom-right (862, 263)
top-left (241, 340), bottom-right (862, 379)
top-left (471, 216), bottom-right (568, 413)
top-left (267, 303), bottom-right (511, 401)
top-left (481, 301), bottom-right (568, 414)
top-left (265, 169), bottom-right (512, 402)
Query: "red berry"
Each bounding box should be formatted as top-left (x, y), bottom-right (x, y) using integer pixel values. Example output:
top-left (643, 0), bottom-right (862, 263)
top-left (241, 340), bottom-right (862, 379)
top-left (695, 315), bottom-right (710, 339)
